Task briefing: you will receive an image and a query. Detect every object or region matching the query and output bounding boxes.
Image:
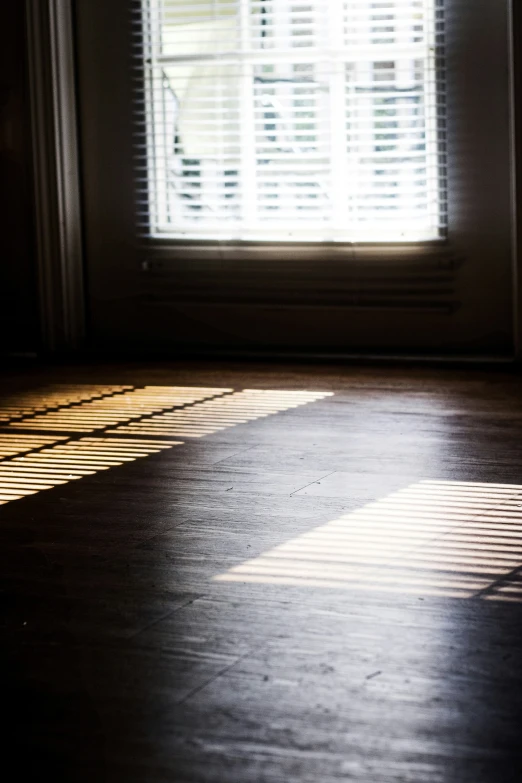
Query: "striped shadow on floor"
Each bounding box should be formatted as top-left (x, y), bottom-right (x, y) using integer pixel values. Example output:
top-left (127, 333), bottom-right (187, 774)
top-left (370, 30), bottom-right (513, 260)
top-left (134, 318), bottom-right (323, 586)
top-left (0, 385), bottom-right (332, 505)
top-left (215, 479), bottom-right (522, 602)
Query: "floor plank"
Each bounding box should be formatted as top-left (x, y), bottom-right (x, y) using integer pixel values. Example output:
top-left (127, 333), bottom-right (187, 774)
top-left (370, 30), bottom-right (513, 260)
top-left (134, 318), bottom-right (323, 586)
top-left (1, 362), bottom-right (522, 782)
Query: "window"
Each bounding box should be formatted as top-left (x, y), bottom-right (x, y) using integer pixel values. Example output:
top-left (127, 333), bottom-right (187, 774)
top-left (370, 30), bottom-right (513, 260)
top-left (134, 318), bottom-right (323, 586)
top-left (76, 0), bottom-right (515, 353)
top-left (142, 0), bottom-right (444, 242)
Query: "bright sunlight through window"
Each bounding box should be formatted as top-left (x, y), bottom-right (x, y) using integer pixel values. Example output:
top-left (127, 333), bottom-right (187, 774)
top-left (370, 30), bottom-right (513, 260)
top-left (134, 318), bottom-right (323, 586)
top-left (142, 0), bottom-right (444, 242)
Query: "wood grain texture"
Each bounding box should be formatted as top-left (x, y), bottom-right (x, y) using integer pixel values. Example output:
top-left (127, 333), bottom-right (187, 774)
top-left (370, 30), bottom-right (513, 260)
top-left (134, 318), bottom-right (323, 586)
top-left (1, 362), bottom-right (522, 782)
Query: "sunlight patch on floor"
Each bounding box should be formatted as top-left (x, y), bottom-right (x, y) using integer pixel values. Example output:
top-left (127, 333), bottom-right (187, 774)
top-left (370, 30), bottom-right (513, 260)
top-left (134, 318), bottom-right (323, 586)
top-left (0, 385), bottom-right (133, 423)
top-left (9, 386), bottom-right (231, 432)
top-left (0, 437), bottom-right (182, 503)
top-left (215, 480), bottom-right (522, 602)
top-left (110, 389), bottom-right (332, 438)
top-left (0, 384), bottom-right (331, 505)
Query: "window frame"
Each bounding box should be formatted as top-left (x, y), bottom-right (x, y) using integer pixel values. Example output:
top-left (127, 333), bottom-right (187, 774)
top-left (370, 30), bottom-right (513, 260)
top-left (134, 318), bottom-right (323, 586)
top-left (141, 0), bottom-right (445, 245)
top-left (74, 0), bottom-right (518, 357)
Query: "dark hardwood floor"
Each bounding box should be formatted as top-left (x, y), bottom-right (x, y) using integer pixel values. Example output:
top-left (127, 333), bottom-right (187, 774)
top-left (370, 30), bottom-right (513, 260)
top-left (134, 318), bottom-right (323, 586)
top-left (2, 361), bottom-right (522, 782)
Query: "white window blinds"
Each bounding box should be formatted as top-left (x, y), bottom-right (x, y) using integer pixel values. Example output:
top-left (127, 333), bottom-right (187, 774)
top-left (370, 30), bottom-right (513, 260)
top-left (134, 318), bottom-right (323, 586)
top-left (140, 0), bottom-right (444, 242)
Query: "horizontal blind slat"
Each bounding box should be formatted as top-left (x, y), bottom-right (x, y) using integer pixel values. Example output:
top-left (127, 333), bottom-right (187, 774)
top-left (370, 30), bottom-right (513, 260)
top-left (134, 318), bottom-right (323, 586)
top-left (133, 0), bottom-right (446, 242)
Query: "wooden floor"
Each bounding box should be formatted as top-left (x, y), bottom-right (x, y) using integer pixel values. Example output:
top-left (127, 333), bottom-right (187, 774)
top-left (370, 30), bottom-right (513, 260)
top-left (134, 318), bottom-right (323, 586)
top-left (2, 361), bottom-right (522, 782)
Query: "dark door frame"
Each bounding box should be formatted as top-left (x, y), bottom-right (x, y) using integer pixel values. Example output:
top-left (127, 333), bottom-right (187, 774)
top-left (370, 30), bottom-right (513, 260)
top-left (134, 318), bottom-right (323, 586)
top-left (510, 0), bottom-right (522, 358)
top-left (25, 0), bottom-right (85, 352)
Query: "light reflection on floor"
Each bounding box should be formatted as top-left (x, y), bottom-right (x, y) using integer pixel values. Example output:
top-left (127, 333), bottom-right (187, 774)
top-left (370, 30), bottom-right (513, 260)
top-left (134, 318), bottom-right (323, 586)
top-left (9, 386), bottom-right (232, 431)
top-left (0, 437), bottom-right (181, 502)
top-left (0, 384), bottom-right (133, 423)
top-left (0, 384), bottom-right (332, 504)
top-left (4, 384), bottom-right (522, 603)
top-left (109, 389), bottom-right (329, 438)
top-left (215, 480), bottom-right (522, 602)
